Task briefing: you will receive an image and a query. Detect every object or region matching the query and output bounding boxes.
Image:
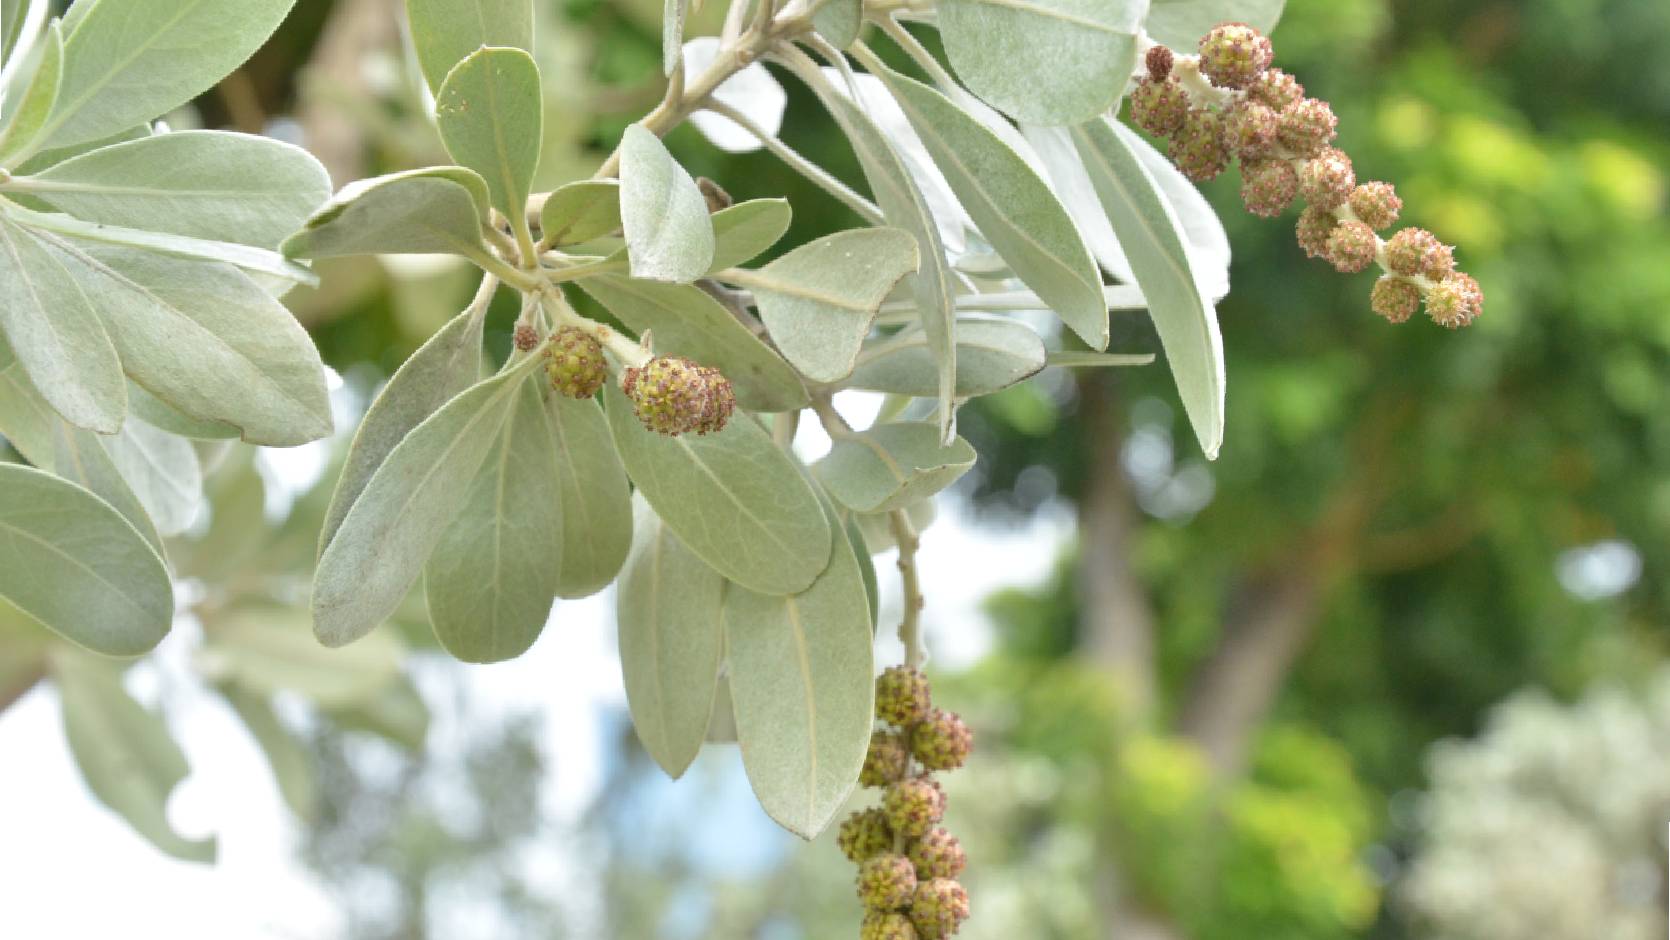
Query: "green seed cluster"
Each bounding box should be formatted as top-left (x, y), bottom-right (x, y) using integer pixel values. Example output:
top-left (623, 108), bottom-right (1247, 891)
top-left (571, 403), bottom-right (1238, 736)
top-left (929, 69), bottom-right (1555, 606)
top-left (622, 355), bottom-right (736, 436)
top-left (840, 667), bottom-right (973, 939)
top-left (1130, 22), bottom-right (1484, 328)
top-left (545, 327), bottom-right (608, 399)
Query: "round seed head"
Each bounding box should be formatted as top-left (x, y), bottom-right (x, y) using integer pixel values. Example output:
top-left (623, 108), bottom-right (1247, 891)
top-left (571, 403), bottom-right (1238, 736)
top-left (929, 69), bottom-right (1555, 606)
top-left (1296, 205), bottom-right (1340, 260)
top-left (1383, 228), bottom-right (1455, 279)
top-left (1129, 77), bottom-right (1190, 138)
top-left (909, 878), bottom-right (971, 940)
top-left (1198, 22), bottom-right (1274, 89)
top-left (1146, 44), bottom-right (1175, 81)
top-left (1225, 99), bottom-right (1280, 160)
top-left (839, 808), bottom-right (896, 863)
top-left (861, 730), bottom-right (911, 787)
top-left (545, 327), bottom-right (608, 399)
top-left (1300, 147), bottom-right (1356, 210)
top-left (1348, 181), bottom-right (1403, 230)
top-left (857, 853), bottom-right (918, 911)
top-left (875, 666), bottom-right (931, 726)
top-left (1426, 272), bottom-right (1484, 328)
top-left (1169, 108), bottom-right (1230, 182)
top-left (1370, 276), bottom-right (1422, 324)
top-left (907, 827), bottom-right (967, 880)
top-left (911, 708), bottom-right (973, 772)
top-left (1325, 220), bottom-right (1380, 273)
top-left (883, 776), bottom-right (946, 839)
top-left (861, 912), bottom-right (920, 940)
top-left (624, 356), bottom-right (714, 435)
top-left (1240, 159), bottom-right (1299, 218)
top-left (1247, 68), bottom-right (1305, 111)
top-left (513, 323), bottom-right (540, 352)
top-left (1277, 97), bottom-right (1338, 157)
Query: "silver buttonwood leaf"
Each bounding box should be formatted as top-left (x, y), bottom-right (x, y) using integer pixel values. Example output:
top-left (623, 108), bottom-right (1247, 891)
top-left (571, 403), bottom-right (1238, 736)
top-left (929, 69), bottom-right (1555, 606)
top-left (619, 123), bottom-right (715, 282)
top-left (603, 383), bottom-right (832, 596)
top-left (617, 494), bottom-right (725, 779)
top-left (815, 421), bottom-right (977, 514)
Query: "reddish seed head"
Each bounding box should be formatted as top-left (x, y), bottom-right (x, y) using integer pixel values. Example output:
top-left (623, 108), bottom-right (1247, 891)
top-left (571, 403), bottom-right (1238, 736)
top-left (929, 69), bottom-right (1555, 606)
top-left (1325, 220), bottom-right (1380, 273)
top-left (1384, 228), bottom-right (1455, 279)
top-left (911, 708), bottom-right (973, 771)
top-left (1146, 44), bottom-right (1175, 81)
top-left (1225, 99), bottom-right (1280, 160)
top-left (1247, 68), bottom-right (1305, 111)
top-left (909, 878), bottom-right (971, 940)
top-left (1296, 205), bottom-right (1340, 260)
top-left (1371, 276), bottom-right (1422, 324)
top-left (861, 730), bottom-right (911, 787)
top-left (1198, 22), bottom-right (1274, 89)
top-left (1130, 77), bottom-right (1191, 138)
top-left (1241, 159), bottom-right (1300, 218)
top-left (1349, 181), bottom-right (1403, 231)
top-left (1300, 148), bottom-right (1356, 211)
top-left (1277, 97), bottom-right (1338, 158)
top-left (908, 827), bottom-right (968, 880)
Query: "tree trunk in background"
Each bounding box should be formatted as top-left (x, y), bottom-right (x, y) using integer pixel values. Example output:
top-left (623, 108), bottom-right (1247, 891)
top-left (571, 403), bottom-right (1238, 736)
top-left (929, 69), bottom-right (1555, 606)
top-left (1175, 570), bottom-right (1325, 777)
top-left (1075, 374), bottom-right (1159, 722)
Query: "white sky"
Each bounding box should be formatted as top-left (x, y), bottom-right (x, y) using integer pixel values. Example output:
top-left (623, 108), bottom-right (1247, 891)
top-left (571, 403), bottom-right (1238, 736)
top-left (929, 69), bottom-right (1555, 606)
top-left (0, 393), bottom-right (1074, 939)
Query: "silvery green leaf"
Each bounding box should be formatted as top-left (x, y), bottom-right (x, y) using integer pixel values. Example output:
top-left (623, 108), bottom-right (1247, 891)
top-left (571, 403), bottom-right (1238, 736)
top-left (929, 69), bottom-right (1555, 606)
top-left (619, 124), bottom-right (715, 282)
top-left (1145, 0), bottom-right (1285, 50)
top-left (282, 167), bottom-right (492, 259)
top-left (405, 0), bottom-right (534, 94)
top-left (39, 0), bottom-right (298, 150)
top-left (724, 491), bottom-right (874, 839)
top-left (1122, 123), bottom-right (1231, 301)
top-left (708, 198), bottom-right (792, 273)
top-left (801, 67), bottom-right (957, 439)
top-left (819, 68), bottom-right (968, 255)
top-left (539, 179), bottom-right (621, 247)
top-left (221, 687), bottom-right (316, 820)
top-left (46, 239), bottom-right (333, 447)
top-left (0, 213), bottom-right (125, 433)
top-left (813, 0), bottom-right (863, 48)
top-left (0, 329), bottom-right (13, 372)
top-left (54, 652), bottom-right (214, 862)
top-left (745, 227), bottom-right (919, 384)
top-left (320, 296), bottom-right (489, 554)
top-left (98, 414), bottom-right (201, 536)
top-left (0, 464), bottom-right (172, 656)
top-left (0, 365), bottom-right (164, 552)
top-left (1071, 117), bottom-right (1225, 458)
top-left (1020, 122), bottom-right (1136, 284)
top-left (938, 0), bottom-right (1142, 125)
top-left (603, 382), bottom-right (831, 596)
top-left (815, 421), bottom-right (976, 514)
top-left (313, 365), bottom-right (530, 648)
top-left (424, 380), bottom-right (562, 663)
top-left (846, 315), bottom-right (1047, 398)
top-left (854, 498), bottom-right (936, 554)
top-left (685, 37), bottom-right (787, 154)
top-left (13, 123), bottom-right (152, 176)
top-left (580, 275), bottom-right (808, 413)
top-left (25, 130), bottom-right (332, 250)
top-left (435, 47), bottom-right (543, 224)
top-left (872, 63), bottom-right (1109, 350)
top-left (1047, 350), bottom-right (1156, 368)
top-left (844, 510), bottom-right (879, 629)
top-left (10, 203), bottom-right (318, 286)
top-left (663, 0), bottom-right (688, 74)
top-left (202, 607), bottom-right (404, 707)
top-left (617, 494), bottom-right (724, 778)
top-left (0, 18), bottom-right (60, 163)
top-left (1, 0), bottom-right (33, 67)
top-left (126, 382), bottom-right (239, 441)
top-left (543, 389), bottom-right (632, 599)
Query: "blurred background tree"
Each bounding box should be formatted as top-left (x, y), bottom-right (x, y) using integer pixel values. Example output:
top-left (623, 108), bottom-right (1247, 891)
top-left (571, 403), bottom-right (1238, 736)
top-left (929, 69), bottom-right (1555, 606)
top-left (2, 0), bottom-right (1665, 938)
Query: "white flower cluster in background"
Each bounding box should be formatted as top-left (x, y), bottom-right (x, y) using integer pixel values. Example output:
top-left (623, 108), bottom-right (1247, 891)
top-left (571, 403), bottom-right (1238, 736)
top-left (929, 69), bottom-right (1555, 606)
top-left (1402, 671), bottom-right (1670, 940)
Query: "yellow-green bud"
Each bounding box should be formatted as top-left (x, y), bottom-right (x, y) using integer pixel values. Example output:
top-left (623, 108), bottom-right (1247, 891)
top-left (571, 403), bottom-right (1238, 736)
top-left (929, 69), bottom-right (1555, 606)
top-left (1325, 220), bottom-right (1379, 273)
top-left (911, 708), bottom-right (973, 772)
top-left (907, 827), bottom-right (967, 880)
top-left (1370, 276), bottom-right (1422, 324)
top-left (861, 912), bottom-right (920, 940)
top-left (545, 327), bottom-right (607, 399)
top-left (861, 730), bottom-right (910, 787)
top-left (875, 666), bottom-right (931, 726)
top-left (909, 878), bottom-right (971, 940)
top-left (857, 853), bottom-right (917, 911)
top-left (883, 777), bottom-right (946, 839)
top-left (838, 808), bottom-right (896, 863)
top-left (1198, 23), bottom-right (1274, 89)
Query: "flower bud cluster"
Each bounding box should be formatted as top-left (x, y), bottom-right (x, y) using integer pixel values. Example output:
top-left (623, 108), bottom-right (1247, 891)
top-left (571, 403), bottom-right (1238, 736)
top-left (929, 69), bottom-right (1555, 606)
top-left (622, 355), bottom-right (736, 435)
top-left (840, 666), bottom-right (973, 938)
top-left (1130, 22), bottom-right (1482, 328)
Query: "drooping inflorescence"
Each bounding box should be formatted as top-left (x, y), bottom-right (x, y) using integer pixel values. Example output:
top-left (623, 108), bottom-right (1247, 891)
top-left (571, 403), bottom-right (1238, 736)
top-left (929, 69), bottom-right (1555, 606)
top-left (840, 666), bottom-right (973, 938)
top-left (1129, 22), bottom-right (1483, 328)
